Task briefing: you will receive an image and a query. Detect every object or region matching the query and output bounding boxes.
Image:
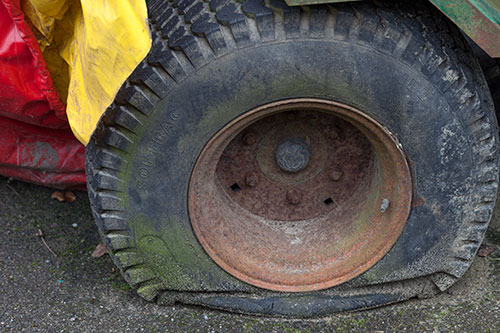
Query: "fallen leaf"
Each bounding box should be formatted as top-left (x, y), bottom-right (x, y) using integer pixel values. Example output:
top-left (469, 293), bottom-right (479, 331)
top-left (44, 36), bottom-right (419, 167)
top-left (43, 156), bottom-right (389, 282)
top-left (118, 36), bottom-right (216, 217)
top-left (91, 242), bottom-right (108, 258)
top-left (64, 191), bottom-right (76, 203)
top-left (477, 244), bottom-right (495, 257)
top-left (51, 191), bottom-right (65, 202)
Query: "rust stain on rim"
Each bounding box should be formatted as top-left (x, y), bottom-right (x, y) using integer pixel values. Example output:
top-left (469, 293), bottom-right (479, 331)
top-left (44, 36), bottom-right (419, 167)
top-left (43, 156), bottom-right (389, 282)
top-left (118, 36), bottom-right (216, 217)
top-left (188, 99), bottom-right (412, 292)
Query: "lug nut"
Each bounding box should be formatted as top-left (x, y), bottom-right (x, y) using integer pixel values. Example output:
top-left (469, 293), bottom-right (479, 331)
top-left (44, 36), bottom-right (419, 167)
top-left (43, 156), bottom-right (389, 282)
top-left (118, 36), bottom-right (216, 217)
top-left (242, 131), bottom-right (257, 145)
top-left (329, 170), bottom-right (342, 181)
top-left (245, 172), bottom-right (259, 187)
top-left (286, 189), bottom-right (302, 205)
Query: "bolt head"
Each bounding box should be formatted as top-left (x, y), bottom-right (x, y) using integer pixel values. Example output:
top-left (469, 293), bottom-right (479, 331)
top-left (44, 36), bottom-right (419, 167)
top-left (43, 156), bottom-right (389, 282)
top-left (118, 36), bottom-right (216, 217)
top-left (329, 170), bottom-right (342, 181)
top-left (286, 189), bottom-right (302, 205)
top-left (274, 137), bottom-right (311, 173)
top-left (243, 132), bottom-right (257, 145)
top-left (245, 172), bottom-right (259, 187)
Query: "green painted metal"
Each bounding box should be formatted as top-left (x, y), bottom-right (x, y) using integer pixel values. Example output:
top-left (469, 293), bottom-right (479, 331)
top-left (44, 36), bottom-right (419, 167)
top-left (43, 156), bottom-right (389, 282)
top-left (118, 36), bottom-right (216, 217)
top-left (430, 0), bottom-right (500, 57)
top-left (284, 0), bottom-right (500, 58)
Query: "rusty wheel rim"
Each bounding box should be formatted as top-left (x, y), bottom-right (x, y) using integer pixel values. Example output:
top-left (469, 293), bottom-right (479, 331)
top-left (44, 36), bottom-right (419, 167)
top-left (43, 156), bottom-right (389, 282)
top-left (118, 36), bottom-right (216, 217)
top-left (188, 99), bottom-right (412, 292)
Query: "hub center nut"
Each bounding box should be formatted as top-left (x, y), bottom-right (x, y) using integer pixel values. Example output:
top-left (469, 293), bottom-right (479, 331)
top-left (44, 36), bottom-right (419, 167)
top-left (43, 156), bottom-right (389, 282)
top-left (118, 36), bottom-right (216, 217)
top-left (274, 137), bottom-right (311, 173)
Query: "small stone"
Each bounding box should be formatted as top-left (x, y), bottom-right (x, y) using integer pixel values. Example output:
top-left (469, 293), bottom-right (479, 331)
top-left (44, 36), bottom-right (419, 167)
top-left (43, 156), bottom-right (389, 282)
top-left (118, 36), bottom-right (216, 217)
top-left (203, 314), bottom-right (208, 320)
top-left (72, 223), bottom-right (78, 228)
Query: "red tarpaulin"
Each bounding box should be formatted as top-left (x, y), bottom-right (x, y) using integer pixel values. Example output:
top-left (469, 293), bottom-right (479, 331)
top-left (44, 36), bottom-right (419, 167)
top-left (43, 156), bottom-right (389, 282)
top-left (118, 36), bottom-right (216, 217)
top-left (0, 0), bottom-right (85, 189)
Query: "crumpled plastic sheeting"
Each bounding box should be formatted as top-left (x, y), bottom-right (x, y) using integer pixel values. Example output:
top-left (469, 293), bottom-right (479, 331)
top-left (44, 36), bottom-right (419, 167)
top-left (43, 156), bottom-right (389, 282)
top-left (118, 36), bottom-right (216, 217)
top-left (0, 116), bottom-right (86, 190)
top-left (0, 0), bottom-right (85, 189)
top-left (0, 0), bottom-right (150, 188)
top-left (25, 0), bottom-right (69, 20)
top-left (21, 0), bottom-right (151, 145)
top-left (20, 0), bottom-right (70, 51)
top-left (60, 0), bottom-right (151, 145)
top-left (0, 0), bottom-right (67, 127)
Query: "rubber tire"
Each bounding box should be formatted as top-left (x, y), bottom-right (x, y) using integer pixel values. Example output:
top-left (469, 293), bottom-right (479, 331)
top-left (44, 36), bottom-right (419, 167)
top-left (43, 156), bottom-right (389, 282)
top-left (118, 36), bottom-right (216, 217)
top-left (86, 0), bottom-right (499, 317)
top-left (471, 42), bottom-right (500, 118)
top-left (484, 59), bottom-right (500, 117)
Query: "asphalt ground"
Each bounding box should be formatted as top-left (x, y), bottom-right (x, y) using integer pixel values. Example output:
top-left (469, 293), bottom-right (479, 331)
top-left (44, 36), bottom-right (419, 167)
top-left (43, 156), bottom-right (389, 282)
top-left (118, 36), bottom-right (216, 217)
top-left (0, 175), bottom-right (499, 332)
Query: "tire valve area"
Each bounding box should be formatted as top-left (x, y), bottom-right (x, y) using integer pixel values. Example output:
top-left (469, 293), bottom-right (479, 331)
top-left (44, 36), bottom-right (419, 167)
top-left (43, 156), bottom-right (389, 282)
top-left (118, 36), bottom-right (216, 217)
top-left (380, 198), bottom-right (390, 213)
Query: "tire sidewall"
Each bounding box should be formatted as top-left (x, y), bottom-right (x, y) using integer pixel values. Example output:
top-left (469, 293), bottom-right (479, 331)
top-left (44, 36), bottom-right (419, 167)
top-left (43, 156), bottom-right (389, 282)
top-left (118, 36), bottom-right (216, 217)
top-left (126, 40), bottom-right (475, 286)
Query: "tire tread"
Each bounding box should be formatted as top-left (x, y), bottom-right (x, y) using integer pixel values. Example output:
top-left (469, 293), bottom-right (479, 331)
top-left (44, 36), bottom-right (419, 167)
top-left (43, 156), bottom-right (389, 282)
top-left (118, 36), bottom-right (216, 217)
top-left (86, 0), bottom-right (499, 302)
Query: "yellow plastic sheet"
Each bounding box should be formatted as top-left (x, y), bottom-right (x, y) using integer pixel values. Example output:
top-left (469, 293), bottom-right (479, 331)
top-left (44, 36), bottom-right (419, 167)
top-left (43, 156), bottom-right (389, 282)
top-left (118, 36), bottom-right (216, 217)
top-left (27, 0), bottom-right (151, 145)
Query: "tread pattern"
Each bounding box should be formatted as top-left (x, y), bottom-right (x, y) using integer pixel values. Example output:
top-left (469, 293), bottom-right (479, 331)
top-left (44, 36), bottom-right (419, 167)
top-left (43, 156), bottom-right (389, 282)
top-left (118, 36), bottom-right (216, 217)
top-left (86, 0), bottom-right (499, 302)
top-left (469, 38), bottom-right (500, 119)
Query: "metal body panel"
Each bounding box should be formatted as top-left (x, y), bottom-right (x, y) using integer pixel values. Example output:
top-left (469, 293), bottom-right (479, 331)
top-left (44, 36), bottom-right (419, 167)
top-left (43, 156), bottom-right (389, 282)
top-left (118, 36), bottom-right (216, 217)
top-left (431, 0), bottom-right (500, 57)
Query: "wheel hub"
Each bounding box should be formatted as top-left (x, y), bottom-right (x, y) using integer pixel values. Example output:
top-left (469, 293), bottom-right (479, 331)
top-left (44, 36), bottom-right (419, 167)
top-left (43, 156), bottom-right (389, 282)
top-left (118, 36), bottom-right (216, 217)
top-left (274, 137), bottom-right (311, 173)
top-left (188, 99), bottom-right (412, 292)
